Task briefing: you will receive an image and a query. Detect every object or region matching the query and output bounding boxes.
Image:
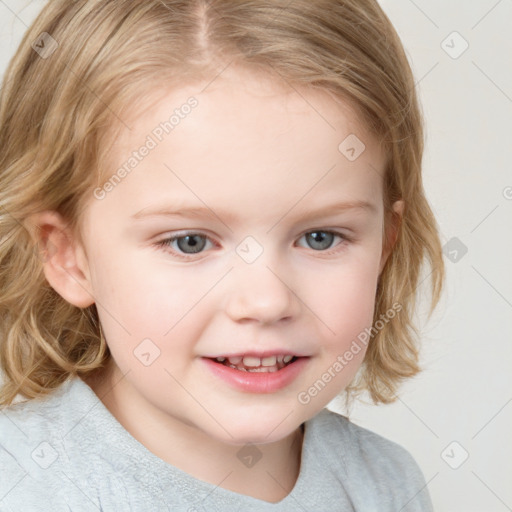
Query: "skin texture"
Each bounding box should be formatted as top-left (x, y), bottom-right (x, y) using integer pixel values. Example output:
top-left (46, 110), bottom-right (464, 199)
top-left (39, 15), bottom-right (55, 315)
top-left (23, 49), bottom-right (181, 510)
top-left (31, 65), bottom-right (403, 502)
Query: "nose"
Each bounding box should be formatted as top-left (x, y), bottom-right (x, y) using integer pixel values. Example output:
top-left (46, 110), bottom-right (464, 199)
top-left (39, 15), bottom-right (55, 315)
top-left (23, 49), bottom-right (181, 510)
top-left (224, 257), bottom-right (301, 325)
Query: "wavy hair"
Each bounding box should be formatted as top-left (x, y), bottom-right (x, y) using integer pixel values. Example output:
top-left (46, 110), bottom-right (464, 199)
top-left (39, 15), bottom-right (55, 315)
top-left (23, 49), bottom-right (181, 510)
top-left (0, 0), bottom-right (444, 406)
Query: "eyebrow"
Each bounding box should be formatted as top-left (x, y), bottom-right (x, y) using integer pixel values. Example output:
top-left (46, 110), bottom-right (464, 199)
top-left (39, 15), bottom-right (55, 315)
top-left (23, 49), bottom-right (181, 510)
top-left (131, 200), bottom-right (377, 223)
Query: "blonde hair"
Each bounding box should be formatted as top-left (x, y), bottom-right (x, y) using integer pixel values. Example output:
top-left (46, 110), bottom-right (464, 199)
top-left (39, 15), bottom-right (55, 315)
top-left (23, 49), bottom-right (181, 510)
top-left (0, 0), bottom-right (444, 406)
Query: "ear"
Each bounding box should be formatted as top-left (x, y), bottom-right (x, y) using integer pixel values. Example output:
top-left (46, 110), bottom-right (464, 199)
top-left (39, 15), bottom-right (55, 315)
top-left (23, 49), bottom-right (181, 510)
top-left (25, 211), bottom-right (95, 308)
top-left (379, 199), bottom-right (404, 275)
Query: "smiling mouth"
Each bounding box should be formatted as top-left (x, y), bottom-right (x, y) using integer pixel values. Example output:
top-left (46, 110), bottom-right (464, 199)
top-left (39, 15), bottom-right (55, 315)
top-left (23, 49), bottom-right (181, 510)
top-left (207, 355), bottom-right (299, 373)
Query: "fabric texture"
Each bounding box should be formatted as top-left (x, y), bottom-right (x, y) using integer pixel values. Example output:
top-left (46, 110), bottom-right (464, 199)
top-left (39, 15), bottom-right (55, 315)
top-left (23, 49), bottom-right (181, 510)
top-left (0, 377), bottom-right (433, 511)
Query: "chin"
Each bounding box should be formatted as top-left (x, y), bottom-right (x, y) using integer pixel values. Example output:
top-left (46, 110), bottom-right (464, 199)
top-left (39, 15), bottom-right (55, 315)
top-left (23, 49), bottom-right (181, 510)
top-left (203, 409), bottom-right (304, 446)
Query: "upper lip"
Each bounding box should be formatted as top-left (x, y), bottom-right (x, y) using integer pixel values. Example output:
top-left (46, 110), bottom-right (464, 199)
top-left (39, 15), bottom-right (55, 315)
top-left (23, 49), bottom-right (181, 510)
top-left (202, 350), bottom-right (309, 359)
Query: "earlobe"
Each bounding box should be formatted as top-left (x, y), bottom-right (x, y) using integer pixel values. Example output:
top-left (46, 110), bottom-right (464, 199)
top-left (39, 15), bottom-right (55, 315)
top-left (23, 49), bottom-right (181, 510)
top-left (379, 200), bottom-right (404, 275)
top-left (26, 211), bottom-right (95, 308)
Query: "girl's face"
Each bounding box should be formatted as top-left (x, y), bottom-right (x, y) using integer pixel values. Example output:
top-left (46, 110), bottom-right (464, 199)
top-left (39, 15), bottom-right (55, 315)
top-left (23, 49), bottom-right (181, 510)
top-left (75, 66), bottom-right (400, 444)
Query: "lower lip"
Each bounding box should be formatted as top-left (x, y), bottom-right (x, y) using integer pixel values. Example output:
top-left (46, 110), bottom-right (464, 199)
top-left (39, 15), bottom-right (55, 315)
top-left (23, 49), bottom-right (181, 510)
top-left (202, 357), bottom-right (309, 393)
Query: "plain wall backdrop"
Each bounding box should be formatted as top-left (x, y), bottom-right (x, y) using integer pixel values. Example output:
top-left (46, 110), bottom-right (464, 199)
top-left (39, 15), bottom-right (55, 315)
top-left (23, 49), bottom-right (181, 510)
top-left (1, 1), bottom-right (511, 511)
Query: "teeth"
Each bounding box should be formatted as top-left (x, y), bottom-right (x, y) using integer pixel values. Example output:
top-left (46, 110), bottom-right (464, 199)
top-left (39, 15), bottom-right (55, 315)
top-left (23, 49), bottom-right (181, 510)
top-left (242, 356), bottom-right (261, 367)
top-left (246, 365), bottom-right (279, 373)
top-left (215, 354), bottom-right (296, 370)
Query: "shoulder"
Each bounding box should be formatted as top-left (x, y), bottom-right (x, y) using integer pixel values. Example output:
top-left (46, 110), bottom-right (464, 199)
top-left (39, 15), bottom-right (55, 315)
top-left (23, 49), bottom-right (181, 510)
top-left (329, 409), bottom-right (420, 468)
top-left (306, 408), bottom-right (433, 511)
top-left (0, 379), bottom-right (83, 510)
top-left (0, 378), bottom-right (76, 446)
top-left (310, 408), bottom-right (425, 474)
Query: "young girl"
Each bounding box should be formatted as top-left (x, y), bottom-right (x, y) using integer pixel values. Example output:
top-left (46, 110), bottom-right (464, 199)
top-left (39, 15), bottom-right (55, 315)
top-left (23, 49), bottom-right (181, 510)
top-left (0, 0), bottom-right (444, 510)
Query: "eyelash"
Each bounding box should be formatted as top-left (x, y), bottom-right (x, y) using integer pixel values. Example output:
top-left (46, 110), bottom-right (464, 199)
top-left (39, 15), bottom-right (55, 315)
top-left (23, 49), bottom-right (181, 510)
top-left (155, 229), bottom-right (352, 260)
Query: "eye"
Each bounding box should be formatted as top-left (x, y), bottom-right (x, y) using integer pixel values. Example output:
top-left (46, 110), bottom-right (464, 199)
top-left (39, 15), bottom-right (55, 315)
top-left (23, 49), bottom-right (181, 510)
top-left (296, 230), bottom-right (349, 252)
top-left (156, 229), bottom-right (351, 260)
top-left (156, 233), bottom-right (215, 258)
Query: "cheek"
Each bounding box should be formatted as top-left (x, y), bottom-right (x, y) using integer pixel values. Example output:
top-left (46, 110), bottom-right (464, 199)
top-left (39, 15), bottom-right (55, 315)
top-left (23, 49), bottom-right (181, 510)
top-left (309, 254), bottom-right (381, 343)
top-left (88, 245), bottom-right (180, 321)
top-left (87, 247), bottom-right (208, 359)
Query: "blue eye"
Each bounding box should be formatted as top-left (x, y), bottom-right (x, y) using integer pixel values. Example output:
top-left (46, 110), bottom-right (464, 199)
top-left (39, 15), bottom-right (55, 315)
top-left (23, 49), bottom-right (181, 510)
top-left (300, 231), bottom-right (340, 251)
top-left (157, 233), bottom-right (214, 256)
top-left (175, 234), bottom-right (208, 253)
top-left (156, 229), bottom-right (349, 260)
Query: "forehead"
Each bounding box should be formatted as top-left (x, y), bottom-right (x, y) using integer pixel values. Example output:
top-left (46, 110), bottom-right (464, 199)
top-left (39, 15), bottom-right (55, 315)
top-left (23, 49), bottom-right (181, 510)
top-left (94, 66), bottom-right (386, 224)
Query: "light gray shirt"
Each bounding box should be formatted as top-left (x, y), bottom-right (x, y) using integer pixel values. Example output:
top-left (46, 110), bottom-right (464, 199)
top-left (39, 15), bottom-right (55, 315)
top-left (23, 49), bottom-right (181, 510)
top-left (0, 377), bottom-right (433, 511)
